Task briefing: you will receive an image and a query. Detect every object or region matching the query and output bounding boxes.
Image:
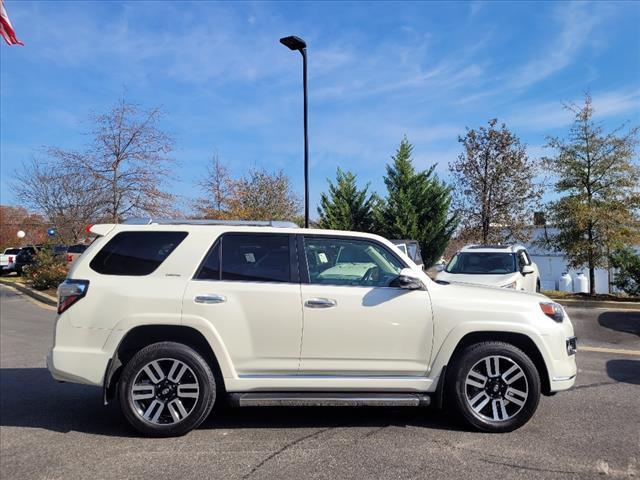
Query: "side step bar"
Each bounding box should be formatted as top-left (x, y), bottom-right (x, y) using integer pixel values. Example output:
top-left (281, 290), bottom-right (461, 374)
top-left (228, 392), bottom-right (431, 408)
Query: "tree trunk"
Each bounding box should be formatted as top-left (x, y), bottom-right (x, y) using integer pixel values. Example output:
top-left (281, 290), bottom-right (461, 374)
top-left (589, 266), bottom-right (596, 296)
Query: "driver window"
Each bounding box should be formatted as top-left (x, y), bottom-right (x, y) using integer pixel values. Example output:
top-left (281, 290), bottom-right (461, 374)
top-left (303, 236), bottom-right (404, 287)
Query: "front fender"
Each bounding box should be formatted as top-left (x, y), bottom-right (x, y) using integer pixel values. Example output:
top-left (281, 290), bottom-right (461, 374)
top-left (428, 321), bottom-right (555, 385)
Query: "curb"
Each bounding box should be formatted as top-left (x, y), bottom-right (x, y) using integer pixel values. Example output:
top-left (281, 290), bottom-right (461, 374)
top-left (0, 279), bottom-right (57, 306)
top-left (554, 298), bottom-right (640, 310)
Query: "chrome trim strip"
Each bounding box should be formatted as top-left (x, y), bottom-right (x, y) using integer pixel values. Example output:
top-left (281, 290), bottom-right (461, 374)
top-left (122, 217), bottom-right (298, 228)
top-left (552, 375), bottom-right (576, 381)
top-left (238, 374), bottom-right (427, 379)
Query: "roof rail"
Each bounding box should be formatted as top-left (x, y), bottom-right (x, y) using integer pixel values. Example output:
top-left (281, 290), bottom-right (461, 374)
top-left (121, 217), bottom-right (299, 228)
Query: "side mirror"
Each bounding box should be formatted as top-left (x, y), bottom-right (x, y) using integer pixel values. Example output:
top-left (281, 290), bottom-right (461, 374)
top-left (521, 265), bottom-right (535, 276)
top-left (434, 264), bottom-right (445, 272)
top-left (390, 268), bottom-right (425, 290)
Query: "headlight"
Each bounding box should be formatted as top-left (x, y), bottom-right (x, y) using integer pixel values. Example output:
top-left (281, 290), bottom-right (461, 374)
top-left (501, 281), bottom-right (517, 289)
top-left (539, 302), bottom-right (564, 322)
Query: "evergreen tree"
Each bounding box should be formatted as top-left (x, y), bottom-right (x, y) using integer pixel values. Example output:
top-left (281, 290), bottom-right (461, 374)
top-left (377, 137), bottom-right (458, 267)
top-left (317, 168), bottom-right (377, 232)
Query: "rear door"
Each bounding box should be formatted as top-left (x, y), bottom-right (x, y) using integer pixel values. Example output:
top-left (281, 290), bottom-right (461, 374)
top-left (298, 235), bottom-right (433, 376)
top-left (182, 233), bottom-right (303, 376)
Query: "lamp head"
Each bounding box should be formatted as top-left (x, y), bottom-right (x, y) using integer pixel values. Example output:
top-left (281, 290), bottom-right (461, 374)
top-left (279, 36), bottom-right (306, 51)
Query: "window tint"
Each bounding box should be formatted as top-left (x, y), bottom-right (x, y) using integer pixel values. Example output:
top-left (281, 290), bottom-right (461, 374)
top-left (220, 234), bottom-right (290, 283)
top-left (90, 231), bottom-right (187, 276)
top-left (52, 245), bottom-right (67, 255)
top-left (67, 244), bottom-right (87, 254)
top-left (4, 248), bottom-right (20, 255)
top-left (445, 252), bottom-right (517, 274)
top-left (195, 241), bottom-right (220, 280)
top-left (304, 236), bottom-right (404, 287)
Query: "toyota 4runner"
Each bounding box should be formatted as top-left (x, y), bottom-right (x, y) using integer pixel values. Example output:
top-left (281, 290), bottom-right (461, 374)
top-left (47, 218), bottom-right (577, 437)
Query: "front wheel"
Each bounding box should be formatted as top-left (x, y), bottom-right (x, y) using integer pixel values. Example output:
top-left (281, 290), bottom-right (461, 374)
top-left (118, 342), bottom-right (216, 437)
top-left (447, 342), bottom-right (541, 433)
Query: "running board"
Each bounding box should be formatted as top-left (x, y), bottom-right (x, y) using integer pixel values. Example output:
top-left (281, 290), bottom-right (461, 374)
top-left (228, 392), bottom-right (431, 407)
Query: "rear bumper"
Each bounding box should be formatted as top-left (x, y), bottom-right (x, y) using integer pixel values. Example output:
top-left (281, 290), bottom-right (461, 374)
top-left (46, 347), bottom-right (110, 386)
top-left (46, 313), bottom-right (113, 387)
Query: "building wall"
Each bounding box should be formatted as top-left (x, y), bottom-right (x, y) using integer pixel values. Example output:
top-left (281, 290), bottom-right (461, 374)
top-left (530, 254), bottom-right (612, 294)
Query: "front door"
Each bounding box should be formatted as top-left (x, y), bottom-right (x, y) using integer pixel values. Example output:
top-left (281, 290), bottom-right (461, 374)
top-left (298, 235), bottom-right (433, 376)
top-left (182, 233), bottom-right (302, 376)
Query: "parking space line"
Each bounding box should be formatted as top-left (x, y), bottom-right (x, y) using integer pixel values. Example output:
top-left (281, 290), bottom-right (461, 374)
top-left (579, 345), bottom-right (640, 357)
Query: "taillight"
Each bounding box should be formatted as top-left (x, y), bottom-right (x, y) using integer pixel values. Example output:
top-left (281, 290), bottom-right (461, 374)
top-left (57, 279), bottom-right (89, 314)
top-left (8, 256), bottom-right (13, 263)
top-left (67, 254), bottom-right (73, 263)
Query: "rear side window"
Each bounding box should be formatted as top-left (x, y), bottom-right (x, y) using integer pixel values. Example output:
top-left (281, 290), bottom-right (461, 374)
top-left (67, 244), bottom-right (87, 254)
top-left (90, 231), bottom-right (188, 276)
top-left (195, 233), bottom-right (290, 283)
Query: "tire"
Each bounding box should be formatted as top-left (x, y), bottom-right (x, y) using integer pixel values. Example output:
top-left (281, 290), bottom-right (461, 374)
top-left (118, 341), bottom-right (216, 437)
top-left (447, 341), bottom-right (541, 433)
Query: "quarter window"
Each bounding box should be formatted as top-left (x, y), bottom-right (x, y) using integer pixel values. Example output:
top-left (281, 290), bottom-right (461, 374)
top-left (90, 231), bottom-right (187, 276)
top-left (303, 237), bottom-right (404, 287)
top-left (195, 241), bottom-right (220, 280)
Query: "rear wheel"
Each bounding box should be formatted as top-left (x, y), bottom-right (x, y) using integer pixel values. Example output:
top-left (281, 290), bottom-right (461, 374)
top-left (447, 342), bottom-right (540, 432)
top-left (118, 342), bottom-right (216, 437)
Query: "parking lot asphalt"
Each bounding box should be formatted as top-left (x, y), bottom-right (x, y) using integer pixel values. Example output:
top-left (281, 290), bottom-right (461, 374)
top-left (0, 285), bottom-right (638, 480)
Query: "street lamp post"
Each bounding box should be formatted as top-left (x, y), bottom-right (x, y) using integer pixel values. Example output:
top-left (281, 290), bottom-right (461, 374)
top-left (279, 35), bottom-right (309, 228)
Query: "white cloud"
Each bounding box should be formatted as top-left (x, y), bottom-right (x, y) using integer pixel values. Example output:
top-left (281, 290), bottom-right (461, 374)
top-left (508, 2), bottom-right (603, 89)
top-left (506, 89), bottom-right (640, 131)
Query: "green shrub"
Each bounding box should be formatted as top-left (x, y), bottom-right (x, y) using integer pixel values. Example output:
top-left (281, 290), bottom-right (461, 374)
top-left (24, 248), bottom-right (68, 291)
top-left (609, 248), bottom-right (640, 297)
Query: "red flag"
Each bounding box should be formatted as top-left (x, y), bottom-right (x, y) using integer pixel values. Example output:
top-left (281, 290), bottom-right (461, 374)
top-left (1, 0), bottom-right (24, 46)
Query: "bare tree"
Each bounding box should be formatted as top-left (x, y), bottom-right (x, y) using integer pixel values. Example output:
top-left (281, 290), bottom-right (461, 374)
top-left (47, 97), bottom-right (177, 223)
top-left (450, 119), bottom-right (542, 243)
top-left (12, 158), bottom-right (105, 243)
top-left (194, 153), bottom-right (234, 219)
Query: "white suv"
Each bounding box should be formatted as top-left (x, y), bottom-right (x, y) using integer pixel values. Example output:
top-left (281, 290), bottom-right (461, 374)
top-left (437, 244), bottom-right (541, 293)
top-left (47, 219), bottom-right (576, 437)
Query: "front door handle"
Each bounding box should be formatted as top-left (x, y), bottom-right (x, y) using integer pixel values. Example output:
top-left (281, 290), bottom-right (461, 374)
top-left (194, 294), bottom-right (227, 304)
top-left (304, 298), bottom-right (337, 309)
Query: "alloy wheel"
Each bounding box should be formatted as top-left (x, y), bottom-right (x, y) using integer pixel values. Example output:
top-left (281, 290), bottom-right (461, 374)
top-left (130, 358), bottom-right (200, 425)
top-left (464, 355), bottom-right (529, 422)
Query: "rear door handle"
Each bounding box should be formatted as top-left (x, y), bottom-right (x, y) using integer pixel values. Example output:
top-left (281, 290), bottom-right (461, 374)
top-left (304, 298), bottom-right (337, 309)
top-left (194, 294), bottom-right (227, 304)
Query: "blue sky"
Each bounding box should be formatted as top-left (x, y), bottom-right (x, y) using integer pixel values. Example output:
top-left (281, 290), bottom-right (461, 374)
top-left (1, 0), bottom-right (639, 217)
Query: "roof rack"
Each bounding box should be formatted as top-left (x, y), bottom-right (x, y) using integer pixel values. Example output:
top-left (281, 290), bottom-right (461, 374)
top-left (467, 244), bottom-right (510, 249)
top-left (122, 217), bottom-right (299, 228)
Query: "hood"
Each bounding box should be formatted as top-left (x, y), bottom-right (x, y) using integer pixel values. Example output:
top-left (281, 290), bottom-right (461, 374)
top-left (431, 275), bottom-right (547, 303)
top-left (435, 270), bottom-right (520, 288)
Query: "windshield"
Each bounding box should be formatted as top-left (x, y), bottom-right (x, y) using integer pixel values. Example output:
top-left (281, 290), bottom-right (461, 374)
top-left (4, 248), bottom-right (20, 254)
top-left (445, 252), bottom-right (517, 275)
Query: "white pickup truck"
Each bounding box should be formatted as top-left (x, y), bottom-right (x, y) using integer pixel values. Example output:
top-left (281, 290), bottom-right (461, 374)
top-left (0, 247), bottom-right (21, 275)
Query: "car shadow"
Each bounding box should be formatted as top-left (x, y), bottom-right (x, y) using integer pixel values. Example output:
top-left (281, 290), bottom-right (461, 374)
top-left (606, 359), bottom-right (640, 385)
top-left (0, 367), bottom-right (464, 436)
top-left (598, 311), bottom-right (640, 337)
